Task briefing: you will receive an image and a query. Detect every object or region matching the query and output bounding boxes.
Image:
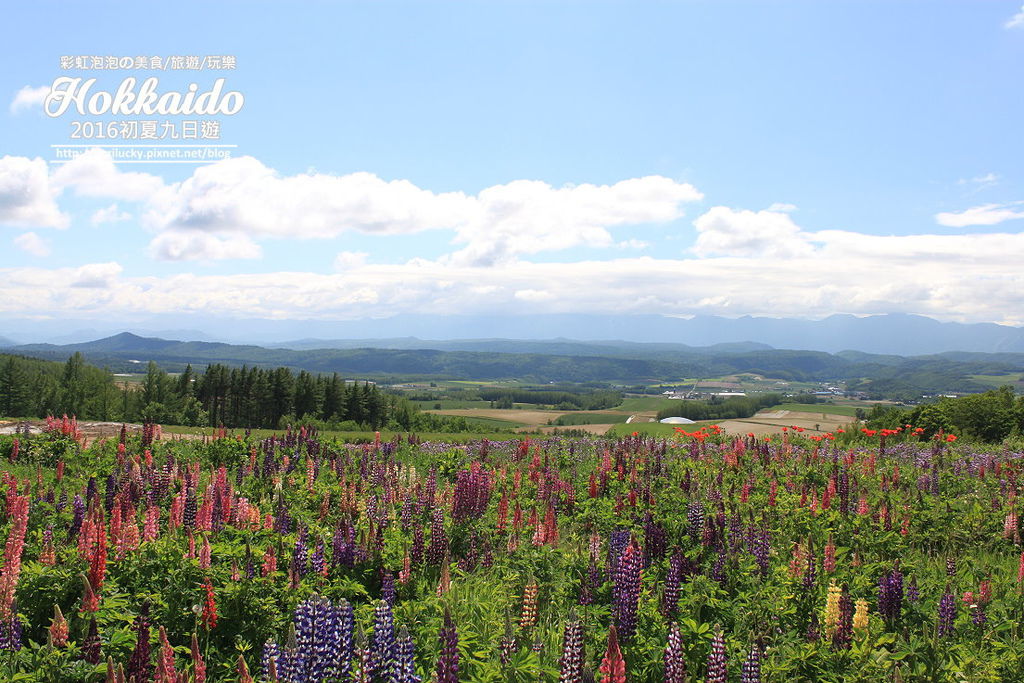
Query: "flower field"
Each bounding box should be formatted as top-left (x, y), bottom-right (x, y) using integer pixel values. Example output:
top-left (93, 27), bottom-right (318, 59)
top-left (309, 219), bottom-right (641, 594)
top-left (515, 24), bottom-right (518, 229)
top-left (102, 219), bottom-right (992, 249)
top-left (1, 417), bottom-right (1023, 681)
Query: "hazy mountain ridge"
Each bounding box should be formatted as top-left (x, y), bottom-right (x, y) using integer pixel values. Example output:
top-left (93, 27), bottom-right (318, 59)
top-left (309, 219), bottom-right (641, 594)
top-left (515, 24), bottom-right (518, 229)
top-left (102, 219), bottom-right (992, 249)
top-left (2, 313), bottom-right (1022, 355)
top-left (4, 331), bottom-right (1024, 398)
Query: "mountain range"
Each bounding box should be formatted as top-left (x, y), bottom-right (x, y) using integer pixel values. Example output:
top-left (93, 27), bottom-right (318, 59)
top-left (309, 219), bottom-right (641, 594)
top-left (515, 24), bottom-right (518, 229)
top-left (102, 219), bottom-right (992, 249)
top-left (1, 313), bottom-right (1022, 356)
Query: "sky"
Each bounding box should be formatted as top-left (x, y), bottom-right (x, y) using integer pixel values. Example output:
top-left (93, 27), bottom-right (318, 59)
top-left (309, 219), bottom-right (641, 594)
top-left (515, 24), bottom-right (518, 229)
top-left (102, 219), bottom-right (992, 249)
top-left (2, 0), bottom-right (1024, 334)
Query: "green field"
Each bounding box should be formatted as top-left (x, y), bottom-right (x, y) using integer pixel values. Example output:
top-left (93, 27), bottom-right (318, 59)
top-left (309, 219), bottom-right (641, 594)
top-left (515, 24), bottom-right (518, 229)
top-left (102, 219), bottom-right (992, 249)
top-left (616, 396), bottom-right (679, 412)
top-left (161, 425), bottom-right (535, 442)
top-left (604, 421), bottom-right (715, 437)
top-left (969, 373), bottom-right (1024, 388)
top-left (771, 402), bottom-right (861, 417)
top-left (552, 412), bottom-right (631, 426)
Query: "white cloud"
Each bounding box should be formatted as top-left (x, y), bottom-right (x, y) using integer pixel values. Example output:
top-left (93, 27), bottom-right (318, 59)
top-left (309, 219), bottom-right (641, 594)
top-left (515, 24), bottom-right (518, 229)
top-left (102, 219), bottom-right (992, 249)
top-left (767, 202), bottom-right (797, 212)
top-left (0, 156), bottom-right (67, 228)
top-left (957, 173), bottom-right (999, 187)
top-left (53, 148), bottom-right (164, 201)
top-left (147, 231), bottom-right (262, 261)
top-left (142, 157), bottom-right (701, 262)
top-left (1006, 4), bottom-right (1024, 28)
top-left (4, 223), bottom-right (1024, 324)
top-left (9, 86), bottom-right (49, 114)
top-left (68, 262), bottom-right (123, 288)
top-left (935, 202), bottom-right (1024, 227)
top-left (13, 231), bottom-right (50, 257)
top-left (617, 239), bottom-right (650, 249)
top-left (693, 206), bottom-right (813, 258)
top-left (334, 251), bottom-right (369, 271)
top-left (90, 203), bottom-right (132, 226)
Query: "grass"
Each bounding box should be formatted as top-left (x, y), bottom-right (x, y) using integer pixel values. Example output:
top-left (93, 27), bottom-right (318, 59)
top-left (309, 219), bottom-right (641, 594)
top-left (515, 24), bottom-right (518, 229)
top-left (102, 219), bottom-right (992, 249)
top-left (410, 399), bottom-right (494, 410)
top-left (771, 403), bottom-right (861, 417)
top-left (969, 373), bottom-right (1024, 387)
top-left (604, 421), bottom-right (715, 438)
top-left (161, 425), bottom-right (536, 442)
top-left (553, 412), bottom-right (630, 426)
top-left (616, 396), bottom-right (680, 412)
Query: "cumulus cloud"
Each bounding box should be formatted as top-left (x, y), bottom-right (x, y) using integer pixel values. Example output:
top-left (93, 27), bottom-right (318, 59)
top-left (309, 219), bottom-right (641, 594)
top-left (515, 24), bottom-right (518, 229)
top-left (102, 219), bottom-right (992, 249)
top-left (147, 231), bottom-right (262, 261)
top-left (13, 231), bottom-right (50, 257)
top-left (68, 262), bottom-right (123, 288)
top-left (693, 206), bottom-right (813, 258)
top-left (140, 157), bottom-right (701, 262)
top-left (0, 156), bottom-right (67, 228)
top-left (935, 202), bottom-right (1024, 227)
top-left (53, 148), bottom-right (164, 201)
top-left (767, 202), bottom-right (797, 212)
top-left (1007, 4), bottom-right (1024, 28)
top-left (9, 85), bottom-right (49, 114)
top-left (90, 203), bottom-right (132, 226)
top-left (334, 251), bottom-right (369, 271)
top-left (3, 223), bottom-right (1024, 324)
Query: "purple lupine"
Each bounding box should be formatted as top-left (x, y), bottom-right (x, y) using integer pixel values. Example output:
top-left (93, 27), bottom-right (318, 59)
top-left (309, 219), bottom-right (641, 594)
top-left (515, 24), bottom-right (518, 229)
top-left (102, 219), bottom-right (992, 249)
top-left (662, 549), bottom-right (684, 616)
top-left (705, 627), bottom-right (727, 683)
top-left (262, 640), bottom-right (281, 681)
top-left (938, 590), bottom-right (956, 637)
top-left (878, 568), bottom-right (904, 622)
top-left (396, 626), bottom-right (420, 683)
top-left (687, 502), bottom-right (705, 541)
top-left (946, 557), bottom-right (956, 577)
top-left (500, 614), bottom-right (516, 668)
top-left (311, 542), bottom-right (326, 576)
top-left (0, 613), bottom-right (22, 652)
top-left (663, 622), bottom-right (687, 683)
top-left (427, 508), bottom-right (448, 566)
top-left (370, 600), bottom-right (397, 683)
top-left (435, 611), bottom-right (459, 683)
top-left (802, 549), bottom-right (817, 590)
top-left (81, 616), bottom-right (101, 664)
top-left (125, 601), bottom-right (153, 682)
top-left (338, 599), bottom-right (355, 680)
top-left (612, 540), bottom-right (643, 640)
top-left (381, 570), bottom-right (397, 607)
top-left (832, 584), bottom-right (853, 651)
top-left (643, 513), bottom-right (667, 565)
top-left (608, 529), bottom-right (630, 573)
top-left (741, 645), bottom-right (762, 683)
top-left (183, 489), bottom-right (197, 529)
top-left (69, 494), bottom-right (85, 538)
top-left (559, 617), bottom-right (584, 683)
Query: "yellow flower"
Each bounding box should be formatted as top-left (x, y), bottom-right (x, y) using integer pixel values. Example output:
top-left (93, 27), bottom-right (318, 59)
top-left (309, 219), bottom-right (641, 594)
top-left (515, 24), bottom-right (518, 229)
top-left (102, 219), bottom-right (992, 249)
top-left (853, 598), bottom-right (869, 631)
top-left (823, 581), bottom-right (841, 636)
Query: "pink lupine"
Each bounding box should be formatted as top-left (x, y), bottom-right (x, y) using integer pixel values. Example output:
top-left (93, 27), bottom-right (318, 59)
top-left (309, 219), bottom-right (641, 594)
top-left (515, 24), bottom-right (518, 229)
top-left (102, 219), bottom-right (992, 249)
top-left (199, 536), bottom-right (212, 570)
top-left (48, 605), bottom-right (69, 648)
top-left (0, 494), bottom-right (29, 619)
top-left (154, 626), bottom-right (178, 683)
top-left (144, 506), bottom-right (160, 542)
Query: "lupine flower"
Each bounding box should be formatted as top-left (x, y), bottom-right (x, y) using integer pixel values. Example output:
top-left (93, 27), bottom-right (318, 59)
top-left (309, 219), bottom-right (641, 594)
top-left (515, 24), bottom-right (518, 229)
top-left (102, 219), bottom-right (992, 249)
top-left (519, 581), bottom-right (539, 632)
top-left (559, 617), bottom-right (584, 683)
top-left (741, 644), bottom-right (761, 683)
top-left (370, 599), bottom-right (397, 683)
top-left (823, 581), bottom-right (841, 637)
top-left (663, 622), bottom-right (687, 683)
top-left (878, 567), bottom-right (904, 623)
top-left (435, 611), bottom-right (459, 683)
top-left (612, 540), bottom-right (643, 640)
top-left (705, 626), bottom-right (727, 683)
top-left (48, 605), bottom-right (69, 648)
top-left (0, 493), bottom-right (29, 621)
top-left (832, 584), bottom-right (853, 650)
top-left (126, 602), bottom-right (153, 683)
top-left (191, 632), bottom-right (207, 683)
top-left (938, 589), bottom-right (956, 637)
top-left (598, 625), bottom-right (626, 683)
top-left (853, 598), bottom-right (869, 632)
top-left (154, 626), bottom-right (178, 683)
top-left (82, 616), bottom-right (101, 664)
top-left (201, 578), bottom-right (218, 630)
top-left (396, 626), bottom-right (420, 683)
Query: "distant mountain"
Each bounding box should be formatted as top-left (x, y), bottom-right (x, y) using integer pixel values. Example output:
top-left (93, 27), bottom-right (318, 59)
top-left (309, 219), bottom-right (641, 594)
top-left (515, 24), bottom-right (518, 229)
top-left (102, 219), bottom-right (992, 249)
top-left (268, 337), bottom-right (774, 357)
top-left (2, 312), bottom-right (1023, 356)
top-left (8, 331), bottom-right (1024, 397)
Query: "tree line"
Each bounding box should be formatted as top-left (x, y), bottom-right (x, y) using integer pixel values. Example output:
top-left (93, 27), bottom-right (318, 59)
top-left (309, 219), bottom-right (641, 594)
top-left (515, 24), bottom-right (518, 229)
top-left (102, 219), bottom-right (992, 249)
top-left (656, 393), bottom-right (783, 421)
top-left (0, 353), bottom-right (425, 431)
top-left (867, 386), bottom-right (1024, 443)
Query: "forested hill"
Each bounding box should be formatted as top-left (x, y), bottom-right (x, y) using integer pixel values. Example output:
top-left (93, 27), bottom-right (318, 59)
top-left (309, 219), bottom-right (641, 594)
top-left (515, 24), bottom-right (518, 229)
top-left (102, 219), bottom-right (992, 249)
top-left (4, 332), bottom-right (1024, 396)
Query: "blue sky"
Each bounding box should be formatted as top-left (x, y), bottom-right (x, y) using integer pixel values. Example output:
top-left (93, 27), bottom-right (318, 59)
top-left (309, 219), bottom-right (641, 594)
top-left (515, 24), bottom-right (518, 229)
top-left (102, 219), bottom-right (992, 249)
top-left (2, 1), bottom-right (1023, 330)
